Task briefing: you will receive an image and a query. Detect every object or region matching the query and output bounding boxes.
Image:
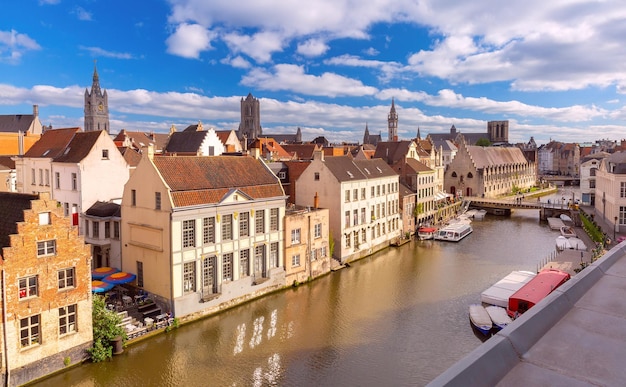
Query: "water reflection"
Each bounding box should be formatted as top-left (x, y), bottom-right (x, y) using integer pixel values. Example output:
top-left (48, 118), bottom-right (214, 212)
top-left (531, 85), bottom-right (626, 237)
top-left (37, 209), bottom-right (559, 387)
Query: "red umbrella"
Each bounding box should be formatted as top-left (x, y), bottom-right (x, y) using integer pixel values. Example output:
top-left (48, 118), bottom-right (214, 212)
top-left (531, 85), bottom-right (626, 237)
top-left (103, 271), bottom-right (137, 284)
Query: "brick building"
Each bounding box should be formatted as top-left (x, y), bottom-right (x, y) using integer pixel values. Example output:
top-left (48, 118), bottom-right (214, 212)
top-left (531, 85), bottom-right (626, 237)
top-left (0, 192), bottom-right (92, 386)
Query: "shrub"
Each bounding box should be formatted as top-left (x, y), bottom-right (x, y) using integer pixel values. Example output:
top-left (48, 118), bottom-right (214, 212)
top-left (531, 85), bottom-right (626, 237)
top-left (88, 295), bottom-right (126, 362)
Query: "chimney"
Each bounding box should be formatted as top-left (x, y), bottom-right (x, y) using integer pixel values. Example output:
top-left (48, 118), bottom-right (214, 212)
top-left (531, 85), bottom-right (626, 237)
top-left (313, 149), bottom-right (324, 162)
top-left (147, 144), bottom-right (154, 160)
top-left (314, 192), bottom-right (319, 209)
top-left (33, 104), bottom-right (39, 117)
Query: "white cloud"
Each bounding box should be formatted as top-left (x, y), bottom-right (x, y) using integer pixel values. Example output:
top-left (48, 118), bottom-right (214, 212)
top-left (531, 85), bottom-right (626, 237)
top-left (0, 29), bottom-right (41, 64)
top-left (73, 6), bottom-right (93, 21)
top-left (220, 55), bottom-right (251, 69)
top-left (222, 31), bottom-right (284, 63)
top-left (296, 39), bottom-right (329, 57)
top-left (79, 46), bottom-right (134, 59)
top-left (38, 0), bottom-right (60, 4)
top-left (165, 23), bottom-right (215, 59)
top-left (363, 47), bottom-right (379, 56)
top-left (241, 64), bottom-right (378, 97)
top-left (324, 54), bottom-right (403, 83)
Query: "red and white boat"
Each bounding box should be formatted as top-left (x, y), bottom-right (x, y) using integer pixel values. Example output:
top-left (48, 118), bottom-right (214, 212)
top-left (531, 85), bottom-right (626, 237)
top-left (417, 226), bottom-right (438, 240)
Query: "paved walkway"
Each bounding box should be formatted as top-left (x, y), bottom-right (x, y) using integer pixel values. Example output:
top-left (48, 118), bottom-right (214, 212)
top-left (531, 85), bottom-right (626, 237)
top-left (428, 206), bottom-right (626, 386)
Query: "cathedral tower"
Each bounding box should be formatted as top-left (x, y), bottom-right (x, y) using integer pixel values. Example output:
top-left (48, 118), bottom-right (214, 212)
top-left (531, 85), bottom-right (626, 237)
top-left (84, 63), bottom-right (109, 133)
top-left (388, 98), bottom-right (398, 141)
top-left (238, 93), bottom-right (262, 140)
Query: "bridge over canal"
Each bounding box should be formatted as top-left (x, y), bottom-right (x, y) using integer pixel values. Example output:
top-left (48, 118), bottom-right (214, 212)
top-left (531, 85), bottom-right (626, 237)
top-left (463, 196), bottom-right (579, 223)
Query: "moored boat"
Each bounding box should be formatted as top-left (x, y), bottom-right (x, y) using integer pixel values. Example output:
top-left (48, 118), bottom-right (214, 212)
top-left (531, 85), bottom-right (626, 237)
top-left (560, 226), bottom-right (576, 238)
top-left (555, 236), bottom-right (570, 251)
top-left (473, 209), bottom-right (487, 220)
top-left (469, 304), bottom-right (493, 336)
top-left (417, 226), bottom-right (438, 240)
top-left (567, 237), bottom-right (587, 251)
top-left (434, 223), bottom-right (473, 242)
top-left (485, 305), bottom-right (512, 330)
top-left (507, 268), bottom-right (570, 317)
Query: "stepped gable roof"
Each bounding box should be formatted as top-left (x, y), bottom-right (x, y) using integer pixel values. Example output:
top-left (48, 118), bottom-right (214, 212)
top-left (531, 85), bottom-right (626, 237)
top-left (54, 130), bottom-right (102, 163)
top-left (467, 145), bottom-right (528, 169)
top-left (164, 130), bottom-right (207, 153)
top-left (153, 156), bottom-right (284, 207)
top-left (113, 130), bottom-right (168, 152)
top-left (215, 130), bottom-right (233, 144)
top-left (0, 156), bottom-right (15, 169)
top-left (0, 192), bottom-right (38, 249)
top-left (406, 158), bottom-right (433, 173)
top-left (0, 114), bottom-right (35, 133)
top-left (23, 127), bottom-right (80, 158)
top-left (85, 201), bottom-right (120, 217)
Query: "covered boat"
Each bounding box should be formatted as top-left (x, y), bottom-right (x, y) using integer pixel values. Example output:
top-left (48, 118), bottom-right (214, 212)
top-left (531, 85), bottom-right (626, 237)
top-left (417, 226), bottom-right (438, 240)
top-left (567, 237), bottom-right (587, 251)
top-left (508, 268), bottom-right (570, 317)
top-left (434, 223), bottom-right (473, 242)
top-left (556, 236), bottom-right (570, 251)
top-left (485, 305), bottom-right (513, 330)
top-left (481, 271), bottom-right (537, 307)
top-left (469, 304), bottom-right (493, 336)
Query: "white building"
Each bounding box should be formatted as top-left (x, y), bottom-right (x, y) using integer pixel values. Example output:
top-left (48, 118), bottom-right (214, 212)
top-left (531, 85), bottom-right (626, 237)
top-left (295, 151), bottom-right (401, 263)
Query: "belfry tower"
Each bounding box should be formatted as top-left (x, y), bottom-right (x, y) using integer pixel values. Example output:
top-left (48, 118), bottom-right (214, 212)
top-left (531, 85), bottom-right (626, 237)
top-left (388, 98), bottom-right (398, 141)
top-left (84, 63), bottom-right (109, 133)
top-left (238, 93), bottom-right (262, 140)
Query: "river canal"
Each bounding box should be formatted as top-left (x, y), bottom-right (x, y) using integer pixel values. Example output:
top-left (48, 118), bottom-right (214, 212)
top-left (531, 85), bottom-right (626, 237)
top-left (39, 209), bottom-right (560, 387)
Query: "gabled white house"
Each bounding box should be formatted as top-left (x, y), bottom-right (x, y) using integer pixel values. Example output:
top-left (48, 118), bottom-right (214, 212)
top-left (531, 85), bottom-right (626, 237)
top-left (15, 128), bottom-right (130, 268)
top-left (295, 151), bottom-right (401, 263)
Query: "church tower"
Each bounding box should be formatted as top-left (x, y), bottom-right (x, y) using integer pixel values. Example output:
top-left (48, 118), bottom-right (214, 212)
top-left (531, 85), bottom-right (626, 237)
top-left (388, 98), bottom-right (398, 141)
top-left (84, 63), bottom-right (109, 133)
top-left (238, 93), bottom-right (262, 140)
top-left (363, 122), bottom-right (370, 144)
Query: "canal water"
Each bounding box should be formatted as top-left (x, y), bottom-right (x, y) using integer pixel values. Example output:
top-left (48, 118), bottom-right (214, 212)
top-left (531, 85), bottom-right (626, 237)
top-left (40, 209), bottom-right (559, 387)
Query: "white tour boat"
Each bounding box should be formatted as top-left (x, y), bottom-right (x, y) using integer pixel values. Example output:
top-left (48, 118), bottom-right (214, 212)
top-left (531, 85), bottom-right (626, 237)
top-left (434, 223), bottom-right (473, 242)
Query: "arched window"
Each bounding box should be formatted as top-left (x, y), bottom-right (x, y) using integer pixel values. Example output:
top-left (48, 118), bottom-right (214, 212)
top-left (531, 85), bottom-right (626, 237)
top-left (467, 172), bottom-right (473, 178)
top-left (451, 172), bottom-right (457, 177)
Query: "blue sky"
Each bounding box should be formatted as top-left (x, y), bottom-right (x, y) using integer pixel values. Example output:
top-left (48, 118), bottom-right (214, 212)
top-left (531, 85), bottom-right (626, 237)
top-left (1, 0), bottom-right (625, 145)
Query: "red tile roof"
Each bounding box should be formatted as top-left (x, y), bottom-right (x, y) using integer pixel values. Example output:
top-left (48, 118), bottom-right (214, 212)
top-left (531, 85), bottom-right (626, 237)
top-left (153, 156), bottom-right (284, 207)
top-left (23, 127), bottom-right (80, 158)
top-left (54, 131), bottom-right (103, 163)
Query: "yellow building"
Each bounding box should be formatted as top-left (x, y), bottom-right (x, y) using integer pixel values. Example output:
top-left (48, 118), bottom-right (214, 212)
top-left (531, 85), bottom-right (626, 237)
top-left (121, 149), bottom-right (287, 320)
top-left (284, 204), bottom-right (331, 285)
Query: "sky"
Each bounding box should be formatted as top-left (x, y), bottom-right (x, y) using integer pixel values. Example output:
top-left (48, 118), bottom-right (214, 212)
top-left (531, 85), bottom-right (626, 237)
top-left (1, 0), bottom-right (626, 145)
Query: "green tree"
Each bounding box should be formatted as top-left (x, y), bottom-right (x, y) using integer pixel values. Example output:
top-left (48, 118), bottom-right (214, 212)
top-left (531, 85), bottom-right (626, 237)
top-left (475, 138), bottom-right (491, 147)
top-left (88, 295), bottom-right (126, 362)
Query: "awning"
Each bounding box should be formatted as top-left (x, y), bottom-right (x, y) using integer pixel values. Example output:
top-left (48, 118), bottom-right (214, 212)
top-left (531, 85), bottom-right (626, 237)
top-left (434, 192), bottom-right (450, 201)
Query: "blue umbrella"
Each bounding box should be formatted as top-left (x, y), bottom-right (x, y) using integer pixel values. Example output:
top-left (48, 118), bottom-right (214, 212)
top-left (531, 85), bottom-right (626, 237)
top-left (92, 266), bottom-right (120, 279)
top-left (103, 271), bottom-right (137, 284)
top-left (92, 280), bottom-right (114, 293)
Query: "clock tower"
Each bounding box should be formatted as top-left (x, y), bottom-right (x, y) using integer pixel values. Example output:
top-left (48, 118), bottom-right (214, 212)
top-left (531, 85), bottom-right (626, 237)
top-left (84, 63), bottom-right (110, 133)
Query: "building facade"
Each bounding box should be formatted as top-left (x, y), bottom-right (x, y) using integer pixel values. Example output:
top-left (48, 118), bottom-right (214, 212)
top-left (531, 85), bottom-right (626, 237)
top-left (0, 192), bottom-right (92, 386)
top-left (295, 151), bottom-right (401, 263)
top-left (594, 152), bottom-right (626, 234)
top-left (121, 150), bottom-right (287, 319)
top-left (444, 139), bottom-right (536, 198)
top-left (284, 204), bottom-right (331, 285)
